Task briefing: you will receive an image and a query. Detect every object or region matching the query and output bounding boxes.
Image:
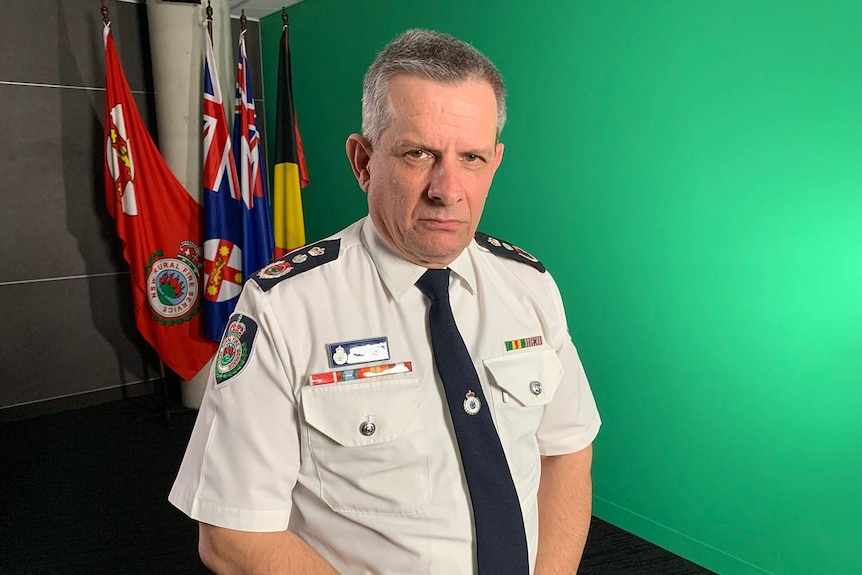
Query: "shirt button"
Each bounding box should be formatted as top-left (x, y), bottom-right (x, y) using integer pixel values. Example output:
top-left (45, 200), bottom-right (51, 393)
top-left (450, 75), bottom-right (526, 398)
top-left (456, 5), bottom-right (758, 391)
top-left (359, 421), bottom-right (377, 436)
top-left (529, 380), bottom-right (543, 396)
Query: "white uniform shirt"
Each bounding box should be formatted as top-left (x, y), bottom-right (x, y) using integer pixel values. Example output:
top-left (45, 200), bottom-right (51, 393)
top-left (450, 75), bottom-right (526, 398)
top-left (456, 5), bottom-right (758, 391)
top-left (169, 217), bottom-right (601, 574)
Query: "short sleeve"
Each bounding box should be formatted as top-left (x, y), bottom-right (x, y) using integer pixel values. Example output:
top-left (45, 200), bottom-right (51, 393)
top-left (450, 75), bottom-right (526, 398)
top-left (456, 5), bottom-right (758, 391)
top-left (535, 273), bottom-right (601, 455)
top-left (168, 282), bottom-right (301, 532)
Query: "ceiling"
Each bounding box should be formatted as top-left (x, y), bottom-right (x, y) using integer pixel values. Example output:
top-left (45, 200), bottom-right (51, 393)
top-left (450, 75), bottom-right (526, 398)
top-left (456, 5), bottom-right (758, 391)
top-left (228, 0), bottom-right (304, 20)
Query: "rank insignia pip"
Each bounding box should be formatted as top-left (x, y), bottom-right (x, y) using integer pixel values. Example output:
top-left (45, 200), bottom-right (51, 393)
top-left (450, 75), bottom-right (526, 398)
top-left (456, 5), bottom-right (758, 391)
top-left (215, 313), bottom-right (258, 385)
top-left (474, 232), bottom-right (546, 273)
top-left (252, 239), bottom-right (341, 292)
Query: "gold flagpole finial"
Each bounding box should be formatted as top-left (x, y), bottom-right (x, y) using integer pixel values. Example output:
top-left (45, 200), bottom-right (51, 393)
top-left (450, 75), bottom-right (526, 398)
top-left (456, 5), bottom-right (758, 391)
top-left (240, 9), bottom-right (247, 33)
top-left (282, 7), bottom-right (289, 28)
top-left (101, 1), bottom-right (110, 25)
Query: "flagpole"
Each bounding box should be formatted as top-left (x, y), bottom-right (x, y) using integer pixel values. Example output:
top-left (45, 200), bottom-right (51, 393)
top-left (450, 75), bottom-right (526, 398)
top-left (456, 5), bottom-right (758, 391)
top-left (103, 0), bottom-right (177, 429)
top-left (206, 0), bottom-right (213, 37)
top-left (103, 0), bottom-right (217, 421)
top-left (158, 360), bottom-right (175, 426)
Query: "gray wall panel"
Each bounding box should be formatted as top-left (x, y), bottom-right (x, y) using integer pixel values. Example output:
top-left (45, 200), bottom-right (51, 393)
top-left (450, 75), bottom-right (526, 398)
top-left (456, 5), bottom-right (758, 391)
top-left (1, 274), bottom-right (160, 408)
top-left (2, 1), bottom-right (264, 412)
top-left (0, 0), bottom-right (152, 93)
top-left (0, 86), bottom-right (155, 283)
top-left (1, 0), bottom-right (159, 411)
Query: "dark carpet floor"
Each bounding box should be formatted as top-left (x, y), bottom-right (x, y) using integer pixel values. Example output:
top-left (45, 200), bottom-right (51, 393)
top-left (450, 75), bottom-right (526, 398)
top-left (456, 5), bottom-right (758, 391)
top-left (0, 396), bottom-right (715, 574)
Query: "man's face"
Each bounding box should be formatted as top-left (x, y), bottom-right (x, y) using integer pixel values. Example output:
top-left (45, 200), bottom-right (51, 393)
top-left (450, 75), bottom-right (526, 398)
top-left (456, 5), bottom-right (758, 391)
top-left (359, 75), bottom-right (504, 268)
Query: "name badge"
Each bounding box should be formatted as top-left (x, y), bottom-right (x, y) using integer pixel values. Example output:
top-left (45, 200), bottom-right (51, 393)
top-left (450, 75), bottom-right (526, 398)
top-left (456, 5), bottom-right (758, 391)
top-left (327, 336), bottom-right (390, 368)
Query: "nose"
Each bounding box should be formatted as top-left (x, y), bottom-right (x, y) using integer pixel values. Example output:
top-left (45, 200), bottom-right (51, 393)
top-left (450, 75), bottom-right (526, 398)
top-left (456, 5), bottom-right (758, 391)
top-left (427, 158), bottom-right (465, 206)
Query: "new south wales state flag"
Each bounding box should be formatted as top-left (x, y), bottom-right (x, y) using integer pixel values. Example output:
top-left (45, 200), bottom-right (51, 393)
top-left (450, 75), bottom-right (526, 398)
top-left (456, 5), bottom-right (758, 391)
top-left (272, 21), bottom-right (309, 258)
top-left (233, 28), bottom-right (274, 278)
top-left (202, 24), bottom-right (243, 342)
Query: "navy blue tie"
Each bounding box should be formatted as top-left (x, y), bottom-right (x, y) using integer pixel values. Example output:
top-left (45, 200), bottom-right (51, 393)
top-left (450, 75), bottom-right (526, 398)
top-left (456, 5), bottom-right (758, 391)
top-left (416, 268), bottom-right (529, 574)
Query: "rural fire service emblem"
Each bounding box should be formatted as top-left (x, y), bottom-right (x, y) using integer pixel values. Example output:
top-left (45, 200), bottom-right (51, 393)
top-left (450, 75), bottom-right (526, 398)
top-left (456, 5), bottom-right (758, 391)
top-left (145, 241), bottom-right (203, 325)
top-left (215, 313), bottom-right (258, 384)
top-left (258, 260), bottom-right (292, 279)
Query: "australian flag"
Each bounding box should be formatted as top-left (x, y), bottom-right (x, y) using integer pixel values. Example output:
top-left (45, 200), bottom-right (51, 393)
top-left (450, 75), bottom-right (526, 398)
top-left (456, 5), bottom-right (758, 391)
top-left (202, 25), bottom-right (243, 342)
top-left (233, 29), bottom-right (274, 281)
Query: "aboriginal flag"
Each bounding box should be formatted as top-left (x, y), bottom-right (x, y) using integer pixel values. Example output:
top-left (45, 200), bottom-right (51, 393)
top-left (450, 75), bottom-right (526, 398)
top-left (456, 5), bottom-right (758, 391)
top-left (272, 21), bottom-right (309, 258)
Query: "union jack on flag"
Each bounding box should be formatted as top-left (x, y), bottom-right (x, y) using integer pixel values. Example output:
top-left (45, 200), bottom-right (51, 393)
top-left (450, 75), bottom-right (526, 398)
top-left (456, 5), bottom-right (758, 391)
top-left (202, 30), bottom-right (239, 201)
top-left (233, 28), bottom-right (274, 281)
top-left (202, 24), bottom-right (244, 341)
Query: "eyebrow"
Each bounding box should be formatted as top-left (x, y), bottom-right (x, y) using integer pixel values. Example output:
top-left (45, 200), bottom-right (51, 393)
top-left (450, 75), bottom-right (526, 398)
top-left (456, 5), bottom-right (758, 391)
top-left (392, 140), bottom-right (496, 158)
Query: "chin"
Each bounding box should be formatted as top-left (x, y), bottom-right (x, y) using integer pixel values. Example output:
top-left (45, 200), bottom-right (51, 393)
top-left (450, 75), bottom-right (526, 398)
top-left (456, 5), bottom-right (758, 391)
top-left (402, 230), bottom-right (470, 261)
top-left (417, 241), bottom-right (469, 263)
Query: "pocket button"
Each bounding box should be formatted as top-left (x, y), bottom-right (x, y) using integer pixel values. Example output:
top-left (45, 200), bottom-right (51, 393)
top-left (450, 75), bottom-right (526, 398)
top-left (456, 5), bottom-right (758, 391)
top-left (359, 420), bottom-right (377, 437)
top-left (529, 380), bottom-right (543, 396)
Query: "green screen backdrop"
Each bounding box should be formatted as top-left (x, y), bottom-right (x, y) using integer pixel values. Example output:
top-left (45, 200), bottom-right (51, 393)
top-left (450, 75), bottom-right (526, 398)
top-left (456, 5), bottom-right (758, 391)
top-left (260, 1), bottom-right (862, 573)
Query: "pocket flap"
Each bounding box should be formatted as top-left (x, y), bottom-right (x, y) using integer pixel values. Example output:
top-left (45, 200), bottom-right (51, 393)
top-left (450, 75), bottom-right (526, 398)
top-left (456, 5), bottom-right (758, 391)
top-left (483, 347), bottom-right (563, 407)
top-left (301, 378), bottom-right (421, 447)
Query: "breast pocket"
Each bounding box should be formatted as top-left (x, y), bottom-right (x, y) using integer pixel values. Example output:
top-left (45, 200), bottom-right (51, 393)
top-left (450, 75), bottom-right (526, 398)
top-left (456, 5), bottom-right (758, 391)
top-left (483, 347), bottom-right (564, 489)
top-left (300, 377), bottom-right (430, 515)
top-left (483, 346), bottom-right (564, 407)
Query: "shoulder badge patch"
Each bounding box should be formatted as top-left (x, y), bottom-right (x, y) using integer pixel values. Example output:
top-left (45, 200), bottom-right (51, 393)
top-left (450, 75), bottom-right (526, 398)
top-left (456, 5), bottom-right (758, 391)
top-left (252, 239), bottom-right (341, 292)
top-left (215, 314), bottom-right (258, 385)
top-left (474, 231), bottom-right (546, 273)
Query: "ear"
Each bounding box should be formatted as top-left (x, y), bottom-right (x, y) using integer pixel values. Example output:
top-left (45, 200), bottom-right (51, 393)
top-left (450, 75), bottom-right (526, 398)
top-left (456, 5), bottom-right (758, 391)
top-left (346, 134), bottom-right (374, 193)
top-left (492, 142), bottom-right (505, 174)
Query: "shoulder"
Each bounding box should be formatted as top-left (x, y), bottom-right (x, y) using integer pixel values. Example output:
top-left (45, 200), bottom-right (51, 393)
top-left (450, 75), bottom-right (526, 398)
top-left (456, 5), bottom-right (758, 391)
top-left (473, 231), bottom-right (546, 273)
top-left (250, 222), bottom-right (364, 293)
top-left (251, 238), bottom-right (341, 293)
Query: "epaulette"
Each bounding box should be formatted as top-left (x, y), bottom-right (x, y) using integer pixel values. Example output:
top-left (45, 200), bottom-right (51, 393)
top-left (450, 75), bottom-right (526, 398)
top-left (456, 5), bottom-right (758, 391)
top-left (474, 231), bottom-right (545, 273)
top-left (252, 238), bottom-right (341, 292)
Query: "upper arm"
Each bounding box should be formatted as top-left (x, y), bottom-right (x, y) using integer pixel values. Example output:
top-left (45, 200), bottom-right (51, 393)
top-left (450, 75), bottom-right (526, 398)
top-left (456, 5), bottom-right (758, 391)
top-left (541, 444), bottom-right (593, 473)
top-left (198, 522), bottom-right (241, 573)
top-left (169, 286), bottom-right (302, 532)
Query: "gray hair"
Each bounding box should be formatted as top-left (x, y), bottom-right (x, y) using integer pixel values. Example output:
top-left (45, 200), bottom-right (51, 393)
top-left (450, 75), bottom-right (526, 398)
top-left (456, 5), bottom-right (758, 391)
top-left (361, 29), bottom-right (507, 145)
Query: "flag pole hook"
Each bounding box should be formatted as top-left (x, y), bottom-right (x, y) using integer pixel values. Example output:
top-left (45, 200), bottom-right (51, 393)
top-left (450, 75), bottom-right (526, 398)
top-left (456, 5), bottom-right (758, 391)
top-left (101, 1), bottom-right (110, 25)
top-left (206, 0), bottom-right (213, 36)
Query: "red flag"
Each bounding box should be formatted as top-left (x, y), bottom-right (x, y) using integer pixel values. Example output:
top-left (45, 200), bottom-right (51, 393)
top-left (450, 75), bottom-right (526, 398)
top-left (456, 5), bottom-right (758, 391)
top-left (103, 23), bottom-right (216, 381)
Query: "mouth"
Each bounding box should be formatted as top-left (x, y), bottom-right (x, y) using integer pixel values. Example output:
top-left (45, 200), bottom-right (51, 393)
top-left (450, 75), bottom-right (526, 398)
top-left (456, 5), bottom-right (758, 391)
top-left (418, 218), bottom-right (466, 231)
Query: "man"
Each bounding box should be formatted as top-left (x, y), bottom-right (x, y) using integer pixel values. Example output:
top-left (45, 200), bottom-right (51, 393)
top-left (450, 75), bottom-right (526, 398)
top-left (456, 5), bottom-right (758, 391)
top-left (170, 29), bottom-right (600, 574)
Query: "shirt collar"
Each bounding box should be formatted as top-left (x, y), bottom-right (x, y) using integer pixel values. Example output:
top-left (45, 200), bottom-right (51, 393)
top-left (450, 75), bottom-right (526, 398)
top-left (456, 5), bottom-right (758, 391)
top-left (360, 216), bottom-right (477, 301)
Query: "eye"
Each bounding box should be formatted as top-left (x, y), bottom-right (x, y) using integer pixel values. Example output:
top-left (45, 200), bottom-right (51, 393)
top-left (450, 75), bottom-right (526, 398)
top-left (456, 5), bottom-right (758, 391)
top-left (463, 153), bottom-right (485, 163)
top-left (405, 149), bottom-right (431, 160)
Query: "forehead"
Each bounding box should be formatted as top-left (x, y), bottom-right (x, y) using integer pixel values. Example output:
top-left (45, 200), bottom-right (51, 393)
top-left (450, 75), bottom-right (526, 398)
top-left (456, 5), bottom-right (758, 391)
top-left (384, 75), bottom-right (498, 140)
